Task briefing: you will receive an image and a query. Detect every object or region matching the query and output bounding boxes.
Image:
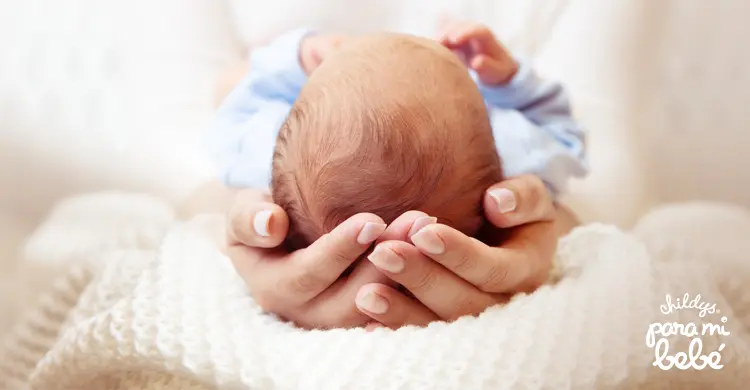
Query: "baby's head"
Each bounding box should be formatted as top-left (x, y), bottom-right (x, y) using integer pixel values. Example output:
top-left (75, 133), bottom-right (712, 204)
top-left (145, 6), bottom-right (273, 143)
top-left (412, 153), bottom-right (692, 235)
top-left (272, 33), bottom-right (503, 249)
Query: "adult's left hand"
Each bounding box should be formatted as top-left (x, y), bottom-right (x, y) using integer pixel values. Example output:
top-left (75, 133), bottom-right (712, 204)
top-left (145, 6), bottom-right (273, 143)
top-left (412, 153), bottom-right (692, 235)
top-left (355, 174), bottom-right (565, 328)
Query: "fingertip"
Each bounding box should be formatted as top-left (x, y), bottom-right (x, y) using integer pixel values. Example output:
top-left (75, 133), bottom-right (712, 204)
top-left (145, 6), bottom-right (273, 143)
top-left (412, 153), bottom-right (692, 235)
top-left (254, 203), bottom-right (290, 241)
top-left (483, 187), bottom-right (516, 228)
top-left (342, 213), bottom-right (387, 245)
top-left (302, 213), bottom-right (387, 271)
top-left (378, 210), bottom-right (429, 242)
top-left (355, 283), bottom-right (391, 315)
top-left (487, 187), bottom-right (517, 214)
top-left (252, 209), bottom-right (273, 237)
top-left (267, 206), bottom-right (290, 241)
top-left (410, 224), bottom-right (448, 256)
top-left (355, 283), bottom-right (439, 328)
top-left (407, 215), bottom-right (438, 238)
top-left (229, 202), bottom-right (289, 248)
top-left (483, 175), bottom-right (553, 228)
top-left (373, 239), bottom-right (419, 255)
top-left (357, 222), bottom-right (388, 245)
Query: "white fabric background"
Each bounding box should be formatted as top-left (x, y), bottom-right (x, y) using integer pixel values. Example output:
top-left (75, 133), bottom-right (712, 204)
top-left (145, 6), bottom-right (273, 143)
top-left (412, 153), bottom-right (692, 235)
top-left (1, 0), bottom-right (750, 337)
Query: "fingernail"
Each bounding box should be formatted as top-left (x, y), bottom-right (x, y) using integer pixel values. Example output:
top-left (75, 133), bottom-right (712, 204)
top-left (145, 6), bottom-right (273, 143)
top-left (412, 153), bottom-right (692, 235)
top-left (357, 222), bottom-right (387, 245)
top-left (367, 245), bottom-right (405, 273)
top-left (356, 290), bottom-right (389, 314)
top-left (253, 210), bottom-right (272, 237)
top-left (410, 226), bottom-right (446, 255)
top-left (489, 188), bottom-right (516, 213)
top-left (407, 216), bottom-right (438, 238)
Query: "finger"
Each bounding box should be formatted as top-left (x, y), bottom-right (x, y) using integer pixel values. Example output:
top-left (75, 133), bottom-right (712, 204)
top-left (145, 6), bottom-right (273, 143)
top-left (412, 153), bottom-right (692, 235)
top-left (367, 241), bottom-right (496, 320)
top-left (295, 277), bottom-right (373, 329)
top-left (413, 220), bottom-right (554, 293)
top-left (226, 190), bottom-right (289, 248)
top-left (470, 55), bottom-right (507, 84)
top-left (410, 222), bottom-right (496, 286)
top-left (483, 175), bottom-right (556, 229)
top-left (306, 210), bottom-right (431, 314)
top-left (299, 260), bottom-right (392, 330)
top-left (445, 22), bottom-right (503, 58)
top-left (440, 20), bottom-right (476, 48)
top-left (280, 213), bottom-right (386, 304)
top-left (355, 283), bottom-right (439, 328)
top-left (316, 209), bottom-right (445, 302)
top-left (378, 210), bottom-right (434, 243)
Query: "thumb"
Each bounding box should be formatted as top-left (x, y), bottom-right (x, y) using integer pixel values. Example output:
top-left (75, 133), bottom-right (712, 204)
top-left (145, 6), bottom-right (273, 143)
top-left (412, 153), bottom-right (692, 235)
top-left (227, 190), bottom-right (289, 248)
top-left (482, 175), bottom-right (556, 229)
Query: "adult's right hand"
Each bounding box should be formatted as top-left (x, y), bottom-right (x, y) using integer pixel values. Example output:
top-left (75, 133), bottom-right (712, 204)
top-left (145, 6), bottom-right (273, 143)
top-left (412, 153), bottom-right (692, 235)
top-left (226, 189), bottom-right (423, 329)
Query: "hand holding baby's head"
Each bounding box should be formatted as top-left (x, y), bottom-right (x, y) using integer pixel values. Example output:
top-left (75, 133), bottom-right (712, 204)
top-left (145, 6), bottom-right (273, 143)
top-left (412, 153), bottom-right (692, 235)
top-left (272, 33), bottom-right (503, 250)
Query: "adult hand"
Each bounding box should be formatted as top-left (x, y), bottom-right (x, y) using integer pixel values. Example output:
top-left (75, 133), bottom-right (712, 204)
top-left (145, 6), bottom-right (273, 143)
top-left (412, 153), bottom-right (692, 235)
top-left (225, 189), bottom-right (388, 329)
top-left (225, 190), bottom-right (437, 329)
top-left (355, 174), bottom-right (563, 328)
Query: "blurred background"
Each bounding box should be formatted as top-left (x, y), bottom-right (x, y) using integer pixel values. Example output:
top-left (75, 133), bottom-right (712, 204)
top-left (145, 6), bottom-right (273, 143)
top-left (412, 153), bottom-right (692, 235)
top-left (1, 0), bottom-right (749, 334)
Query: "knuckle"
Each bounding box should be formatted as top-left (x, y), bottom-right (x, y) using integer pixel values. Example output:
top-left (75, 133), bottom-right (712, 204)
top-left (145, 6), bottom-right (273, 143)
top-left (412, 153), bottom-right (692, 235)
top-left (331, 248), bottom-right (356, 268)
top-left (451, 249), bottom-right (476, 274)
top-left (478, 261), bottom-right (510, 293)
top-left (410, 267), bottom-right (438, 293)
top-left (526, 179), bottom-right (543, 205)
top-left (287, 270), bottom-right (325, 296)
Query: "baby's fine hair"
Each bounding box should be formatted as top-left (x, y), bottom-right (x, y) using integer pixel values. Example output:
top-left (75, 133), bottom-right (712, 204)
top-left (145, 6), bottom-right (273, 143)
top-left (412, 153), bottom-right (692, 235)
top-left (272, 33), bottom-right (503, 249)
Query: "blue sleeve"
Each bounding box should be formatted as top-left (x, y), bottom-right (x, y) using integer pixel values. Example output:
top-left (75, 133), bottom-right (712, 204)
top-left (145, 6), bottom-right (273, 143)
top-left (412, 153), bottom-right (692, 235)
top-left (205, 28), bottom-right (312, 188)
top-left (473, 60), bottom-right (589, 197)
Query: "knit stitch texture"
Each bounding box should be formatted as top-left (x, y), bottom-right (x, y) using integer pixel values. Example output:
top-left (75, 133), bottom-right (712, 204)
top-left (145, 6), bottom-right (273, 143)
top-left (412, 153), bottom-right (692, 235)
top-left (1, 193), bottom-right (749, 389)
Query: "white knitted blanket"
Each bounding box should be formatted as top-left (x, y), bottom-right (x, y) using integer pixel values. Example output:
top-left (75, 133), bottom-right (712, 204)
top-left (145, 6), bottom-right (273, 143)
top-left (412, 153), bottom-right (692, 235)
top-left (2, 192), bottom-right (750, 390)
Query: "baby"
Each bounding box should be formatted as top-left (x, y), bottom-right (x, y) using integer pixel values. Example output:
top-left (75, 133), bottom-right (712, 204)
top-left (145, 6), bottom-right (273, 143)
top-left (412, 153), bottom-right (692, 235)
top-left (209, 20), bottom-right (587, 251)
top-left (271, 33), bottom-right (504, 250)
